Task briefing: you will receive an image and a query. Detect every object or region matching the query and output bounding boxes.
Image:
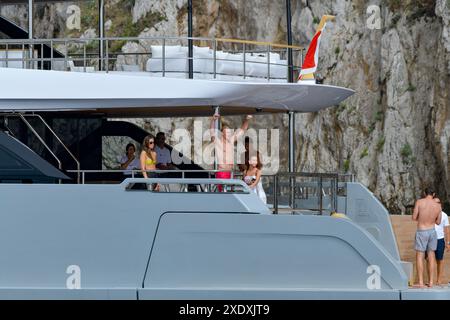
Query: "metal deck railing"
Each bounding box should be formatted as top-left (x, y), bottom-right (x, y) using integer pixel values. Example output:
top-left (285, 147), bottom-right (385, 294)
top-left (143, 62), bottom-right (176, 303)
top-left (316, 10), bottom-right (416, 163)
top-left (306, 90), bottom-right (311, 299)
top-left (3, 112), bottom-right (81, 183)
top-left (66, 169), bottom-right (355, 215)
top-left (0, 36), bottom-right (304, 82)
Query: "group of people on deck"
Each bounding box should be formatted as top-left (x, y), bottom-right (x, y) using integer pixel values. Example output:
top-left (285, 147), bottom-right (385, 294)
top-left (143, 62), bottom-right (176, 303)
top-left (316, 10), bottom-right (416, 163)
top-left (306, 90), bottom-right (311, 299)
top-left (119, 114), bottom-right (450, 287)
top-left (117, 113), bottom-right (266, 203)
top-left (413, 188), bottom-right (449, 288)
top-left (210, 113), bottom-right (266, 203)
top-left (119, 132), bottom-right (173, 178)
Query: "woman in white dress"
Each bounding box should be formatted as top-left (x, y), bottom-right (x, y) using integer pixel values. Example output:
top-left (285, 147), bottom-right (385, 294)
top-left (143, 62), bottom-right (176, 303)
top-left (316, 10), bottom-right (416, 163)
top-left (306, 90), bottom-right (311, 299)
top-left (243, 153), bottom-right (267, 204)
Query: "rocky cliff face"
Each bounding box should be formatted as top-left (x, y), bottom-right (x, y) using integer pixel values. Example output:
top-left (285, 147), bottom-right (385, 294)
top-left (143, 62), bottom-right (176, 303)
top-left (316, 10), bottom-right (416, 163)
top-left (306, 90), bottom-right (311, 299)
top-left (1, 0), bottom-right (449, 213)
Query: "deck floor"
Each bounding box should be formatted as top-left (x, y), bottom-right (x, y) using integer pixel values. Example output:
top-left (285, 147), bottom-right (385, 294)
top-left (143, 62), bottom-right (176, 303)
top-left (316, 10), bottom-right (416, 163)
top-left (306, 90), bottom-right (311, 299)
top-left (391, 215), bottom-right (450, 285)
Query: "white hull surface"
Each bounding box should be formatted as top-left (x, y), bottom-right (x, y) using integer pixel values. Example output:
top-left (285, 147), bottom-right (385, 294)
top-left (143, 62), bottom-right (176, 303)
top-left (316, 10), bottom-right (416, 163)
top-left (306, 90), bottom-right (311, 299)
top-left (0, 68), bottom-right (354, 116)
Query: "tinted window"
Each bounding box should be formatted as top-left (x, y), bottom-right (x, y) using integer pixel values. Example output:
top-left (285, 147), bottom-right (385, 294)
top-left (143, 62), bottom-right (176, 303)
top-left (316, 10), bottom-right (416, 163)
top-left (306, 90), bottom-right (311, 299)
top-left (0, 146), bottom-right (32, 170)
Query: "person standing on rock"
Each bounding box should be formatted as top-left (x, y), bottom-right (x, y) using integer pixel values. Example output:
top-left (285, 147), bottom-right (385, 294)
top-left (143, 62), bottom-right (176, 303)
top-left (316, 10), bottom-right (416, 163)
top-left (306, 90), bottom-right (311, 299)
top-left (412, 188), bottom-right (442, 288)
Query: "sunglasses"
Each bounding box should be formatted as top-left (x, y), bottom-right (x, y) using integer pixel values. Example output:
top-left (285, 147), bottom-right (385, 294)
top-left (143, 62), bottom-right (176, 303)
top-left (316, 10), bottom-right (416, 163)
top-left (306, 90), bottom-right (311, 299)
top-left (148, 141), bottom-right (154, 144)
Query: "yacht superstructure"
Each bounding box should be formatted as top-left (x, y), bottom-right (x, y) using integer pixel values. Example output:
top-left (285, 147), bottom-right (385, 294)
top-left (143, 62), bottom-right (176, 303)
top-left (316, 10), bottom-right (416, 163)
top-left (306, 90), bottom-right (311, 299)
top-left (0, 2), bottom-right (449, 300)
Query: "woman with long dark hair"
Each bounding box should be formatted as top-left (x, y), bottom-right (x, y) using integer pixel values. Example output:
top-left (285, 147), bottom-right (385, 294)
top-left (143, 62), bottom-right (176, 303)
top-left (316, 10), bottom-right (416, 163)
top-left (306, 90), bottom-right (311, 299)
top-left (140, 135), bottom-right (159, 190)
top-left (243, 152), bottom-right (266, 204)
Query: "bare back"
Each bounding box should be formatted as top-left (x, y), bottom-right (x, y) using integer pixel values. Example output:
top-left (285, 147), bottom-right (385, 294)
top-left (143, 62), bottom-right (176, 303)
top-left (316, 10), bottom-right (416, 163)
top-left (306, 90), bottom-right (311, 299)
top-left (413, 197), bottom-right (442, 230)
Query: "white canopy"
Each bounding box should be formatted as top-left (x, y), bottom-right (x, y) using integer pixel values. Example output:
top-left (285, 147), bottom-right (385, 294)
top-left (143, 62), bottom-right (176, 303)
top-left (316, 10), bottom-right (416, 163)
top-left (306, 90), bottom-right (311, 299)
top-left (0, 68), bottom-right (354, 117)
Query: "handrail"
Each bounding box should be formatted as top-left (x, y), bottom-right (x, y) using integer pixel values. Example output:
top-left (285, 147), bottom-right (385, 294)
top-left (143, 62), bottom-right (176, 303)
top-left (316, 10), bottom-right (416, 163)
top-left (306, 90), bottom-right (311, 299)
top-left (3, 113), bottom-right (81, 180)
top-left (64, 169), bottom-right (351, 215)
top-left (0, 35), bottom-right (304, 82)
top-left (0, 36), bottom-right (303, 48)
top-left (6, 113), bottom-right (62, 183)
top-left (216, 38), bottom-right (304, 50)
top-left (121, 177), bottom-right (251, 194)
top-left (65, 169), bottom-right (353, 181)
top-left (29, 113), bottom-right (81, 183)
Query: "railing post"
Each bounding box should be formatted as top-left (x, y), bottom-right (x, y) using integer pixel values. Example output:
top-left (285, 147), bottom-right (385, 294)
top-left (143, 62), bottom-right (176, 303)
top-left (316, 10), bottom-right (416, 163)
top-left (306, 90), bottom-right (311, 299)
top-left (5, 43), bottom-right (8, 68)
top-left (273, 174), bottom-right (279, 214)
top-left (334, 175), bottom-right (338, 212)
top-left (64, 40), bottom-right (67, 71)
top-left (319, 176), bottom-right (323, 215)
top-left (243, 42), bottom-right (246, 79)
top-left (105, 39), bottom-right (109, 73)
top-left (22, 42), bottom-right (25, 69)
top-left (213, 39), bottom-right (217, 79)
top-left (162, 38), bottom-right (166, 77)
top-left (289, 173), bottom-right (295, 212)
top-left (300, 48), bottom-right (304, 76)
top-left (267, 44), bottom-right (271, 82)
top-left (83, 43), bottom-right (87, 72)
top-left (40, 42), bottom-right (44, 70)
top-left (50, 40), bottom-right (54, 70)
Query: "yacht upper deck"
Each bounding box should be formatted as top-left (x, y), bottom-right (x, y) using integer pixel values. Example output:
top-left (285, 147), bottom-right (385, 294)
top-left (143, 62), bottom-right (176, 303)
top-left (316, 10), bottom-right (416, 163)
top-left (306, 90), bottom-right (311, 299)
top-left (0, 35), bottom-right (304, 82)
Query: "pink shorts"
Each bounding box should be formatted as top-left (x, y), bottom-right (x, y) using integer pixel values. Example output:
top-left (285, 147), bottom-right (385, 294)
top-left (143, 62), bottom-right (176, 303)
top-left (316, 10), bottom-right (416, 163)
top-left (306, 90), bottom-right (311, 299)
top-left (215, 171), bottom-right (232, 180)
top-left (215, 171), bottom-right (231, 192)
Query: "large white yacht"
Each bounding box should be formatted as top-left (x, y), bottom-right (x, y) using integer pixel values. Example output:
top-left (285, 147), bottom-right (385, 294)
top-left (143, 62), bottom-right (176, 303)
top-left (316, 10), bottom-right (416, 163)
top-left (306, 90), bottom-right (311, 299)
top-left (0, 1), bottom-right (449, 300)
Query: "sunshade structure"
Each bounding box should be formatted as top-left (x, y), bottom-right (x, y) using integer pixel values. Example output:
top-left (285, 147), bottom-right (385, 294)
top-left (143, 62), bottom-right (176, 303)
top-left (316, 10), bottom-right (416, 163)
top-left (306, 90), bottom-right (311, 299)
top-left (0, 68), bottom-right (355, 117)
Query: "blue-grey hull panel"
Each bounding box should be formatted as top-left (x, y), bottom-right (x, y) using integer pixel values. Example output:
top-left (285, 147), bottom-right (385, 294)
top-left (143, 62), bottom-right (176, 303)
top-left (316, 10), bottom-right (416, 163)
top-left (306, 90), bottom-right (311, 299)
top-left (145, 213), bottom-right (407, 290)
top-left (401, 287), bottom-right (450, 300)
top-left (0, 288), bottom-right (137, 300)
top-left (138, 288), bottom-right (401, 300)
top-left (0, 182), bottom-right (409, 299)
top-left (0, 287), bottom-right (449, 300)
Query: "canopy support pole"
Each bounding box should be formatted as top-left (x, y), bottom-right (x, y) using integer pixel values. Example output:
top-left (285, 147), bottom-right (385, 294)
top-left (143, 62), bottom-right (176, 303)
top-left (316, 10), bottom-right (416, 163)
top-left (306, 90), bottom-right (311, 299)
top-left (28, 0), bottom-right (33, 39)
top-left (188, 0), bottom-right (193, 79)
top-left (288, 111), bottom-right (296, 210)
top-left (213, 106), bottom-right (220, 171)
top-left (288, 111), bottom-right (295, 172)
top-left (28, 0), bottom-right (33, 69)
top-left (286, 0), bottom-right (294, 83)
top-left (99, 0), bottom-right (105, 70)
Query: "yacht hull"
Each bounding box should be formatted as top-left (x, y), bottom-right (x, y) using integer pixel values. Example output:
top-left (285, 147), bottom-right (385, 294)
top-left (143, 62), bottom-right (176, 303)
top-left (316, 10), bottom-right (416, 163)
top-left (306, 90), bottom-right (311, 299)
top-left (0, 181), bottom-right (448, 299)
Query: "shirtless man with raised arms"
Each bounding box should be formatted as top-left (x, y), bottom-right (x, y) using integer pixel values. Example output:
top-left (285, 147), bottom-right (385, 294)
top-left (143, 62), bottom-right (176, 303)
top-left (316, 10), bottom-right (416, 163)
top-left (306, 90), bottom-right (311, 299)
top-left (412, 188), bottom-right (442, 288)
top-left (210, 113), bottom-right (252, 186)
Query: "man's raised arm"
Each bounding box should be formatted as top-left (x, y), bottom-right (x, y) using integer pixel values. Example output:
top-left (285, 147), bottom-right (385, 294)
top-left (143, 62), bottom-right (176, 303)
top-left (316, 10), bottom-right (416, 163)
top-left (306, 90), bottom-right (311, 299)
top-left (234, 115), bottom-right (252, 140)
top-left (241, 115), bottom-right (252, 131)
top-left (210, 114), bottom-right (219, 142)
